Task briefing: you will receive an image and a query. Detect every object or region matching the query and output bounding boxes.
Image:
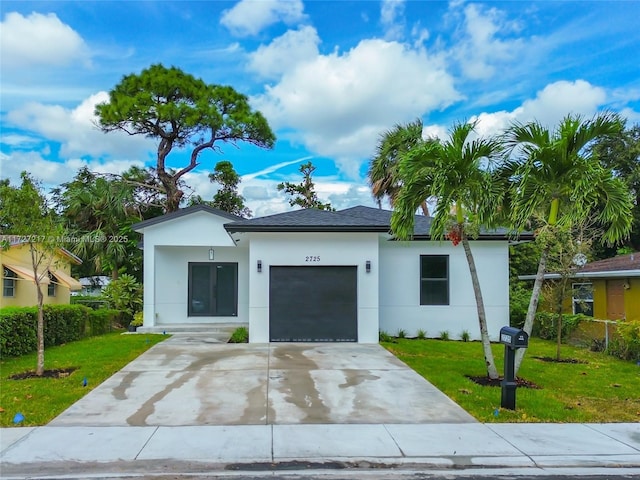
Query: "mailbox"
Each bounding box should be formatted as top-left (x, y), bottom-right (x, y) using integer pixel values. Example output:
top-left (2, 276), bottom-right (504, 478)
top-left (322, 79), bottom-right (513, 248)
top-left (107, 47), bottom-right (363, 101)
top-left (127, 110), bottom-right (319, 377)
top-left (499, 326), bottom-right (528, 349)
top-left (499, 326), bottom-right (529, 410)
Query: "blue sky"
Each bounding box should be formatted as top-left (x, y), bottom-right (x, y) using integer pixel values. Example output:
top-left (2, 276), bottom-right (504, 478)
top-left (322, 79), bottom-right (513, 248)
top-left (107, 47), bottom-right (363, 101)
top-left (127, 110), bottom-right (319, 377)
top-left (1, 0), bottom-right (639, 216)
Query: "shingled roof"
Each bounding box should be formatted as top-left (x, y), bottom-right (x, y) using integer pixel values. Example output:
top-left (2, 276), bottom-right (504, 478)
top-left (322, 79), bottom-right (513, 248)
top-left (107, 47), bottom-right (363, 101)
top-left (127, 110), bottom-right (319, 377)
top-left (577, 253), bottom-right (640, 275)
top-left (520, 252), bottom-right (640, 280)
top-left (225, 205), bottom-right (521, 239)
top-left (224, 207), bottom-right (391, 233)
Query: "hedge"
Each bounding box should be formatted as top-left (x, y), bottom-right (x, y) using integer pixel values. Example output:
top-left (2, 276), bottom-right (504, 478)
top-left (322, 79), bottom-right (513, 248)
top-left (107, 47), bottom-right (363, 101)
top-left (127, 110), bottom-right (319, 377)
top-left (0, 305), bottom-right (120, 357)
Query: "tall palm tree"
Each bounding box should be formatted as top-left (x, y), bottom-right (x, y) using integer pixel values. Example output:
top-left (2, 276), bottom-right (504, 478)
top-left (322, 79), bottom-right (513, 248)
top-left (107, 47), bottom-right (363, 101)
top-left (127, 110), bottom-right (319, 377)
top-left (391, 121), bottom-right (504, 379)
top-left (368, 119), bottom-right (430, 215)
top-left (503, 112), bottom-right (632, 373)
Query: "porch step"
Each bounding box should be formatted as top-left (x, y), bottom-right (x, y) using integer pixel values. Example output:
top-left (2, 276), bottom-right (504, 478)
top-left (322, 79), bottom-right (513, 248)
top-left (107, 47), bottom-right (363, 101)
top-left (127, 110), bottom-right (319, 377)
top-left (137, 323), bottom-right (247, 335)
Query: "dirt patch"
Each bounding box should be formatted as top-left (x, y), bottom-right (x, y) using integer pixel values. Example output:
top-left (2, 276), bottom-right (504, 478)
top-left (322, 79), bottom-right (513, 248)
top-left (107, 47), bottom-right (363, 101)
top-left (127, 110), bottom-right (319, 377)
top-left (10, 367), bottom-right (77, 380)
top-left (466, 375), bottom-right (541, 389)
top-left (533, 356), bottom-right (587, 364)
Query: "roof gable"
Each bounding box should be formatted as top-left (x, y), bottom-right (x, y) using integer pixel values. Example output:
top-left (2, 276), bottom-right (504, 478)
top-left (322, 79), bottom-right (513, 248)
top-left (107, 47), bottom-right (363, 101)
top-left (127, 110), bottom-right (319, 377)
top-left (132, 204), bottom-right (243, 231)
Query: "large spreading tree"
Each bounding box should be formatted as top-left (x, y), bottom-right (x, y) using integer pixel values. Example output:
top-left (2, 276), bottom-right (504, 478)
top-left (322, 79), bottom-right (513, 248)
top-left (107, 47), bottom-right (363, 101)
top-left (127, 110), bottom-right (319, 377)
top-left (503, 112), bottom-right (633, 374)
top-left (391, 121), bottom-right (504, 379)
top-left (95, 64), bottom-right (276, 212)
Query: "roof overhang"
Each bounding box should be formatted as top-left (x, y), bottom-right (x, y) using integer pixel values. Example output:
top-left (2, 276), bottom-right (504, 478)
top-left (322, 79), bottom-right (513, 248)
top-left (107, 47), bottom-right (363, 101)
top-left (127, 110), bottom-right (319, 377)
top-left (224, 225), bottom-right (390, 233)
top-left (51, 269), bottom-right (82, 291)
top-left (3, 264), bottom-right (51, 284)
top-left (519, 270), bottom-right (640, 281)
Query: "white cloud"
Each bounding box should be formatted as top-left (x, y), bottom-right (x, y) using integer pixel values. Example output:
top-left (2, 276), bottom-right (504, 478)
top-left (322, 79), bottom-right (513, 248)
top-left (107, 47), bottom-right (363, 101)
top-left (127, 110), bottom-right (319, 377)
top-left (220, 0), bottom-right (306, 37)
top-left (0, 151), bottom-right (144, 189)
top-left (6, 92), bottom-right (154, 159)
top-left (451, 3), bottom-right (525, 80)
top-left (380, 0), bottom-right (406, 40)
top-left (253, 38), bottom-right (460, 178)
top-left (424, 80), bottom-right (611, 141)
top-left (248, 26), bottom-right (320, 79)
top-left (513, 80), bottom-right (607, 125)
top-left (0, 12), bottom-right (89, 69)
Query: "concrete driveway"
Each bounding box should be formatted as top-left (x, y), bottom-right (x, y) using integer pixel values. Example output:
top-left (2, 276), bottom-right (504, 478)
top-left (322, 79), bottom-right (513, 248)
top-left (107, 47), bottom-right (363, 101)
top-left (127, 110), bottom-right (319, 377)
top-left (49, 334), bottom-right (476, 426)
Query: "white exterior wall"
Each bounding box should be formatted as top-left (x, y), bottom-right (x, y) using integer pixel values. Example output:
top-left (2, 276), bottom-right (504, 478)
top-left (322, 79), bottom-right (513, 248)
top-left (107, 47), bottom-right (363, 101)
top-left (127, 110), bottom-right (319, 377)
top-left (246, 232), bottom-right (380, 343)
top-left (153, 246), bottom-right (249, 325)
top-left (379, 240), bottom-right (509, 341)
top-left (139, 211), bottom-right (246, 327)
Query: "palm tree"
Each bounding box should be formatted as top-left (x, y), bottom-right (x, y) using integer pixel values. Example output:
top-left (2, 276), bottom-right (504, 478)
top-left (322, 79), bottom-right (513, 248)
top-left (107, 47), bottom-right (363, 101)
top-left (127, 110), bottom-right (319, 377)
top-left (368, 119), bottom-right (430, 215)
top-left (391, 121), bottom-right (504, 379)
top-left (58, 168), bottom-right (140, 279)
top-left (503, 112), bottom-right (632, 373)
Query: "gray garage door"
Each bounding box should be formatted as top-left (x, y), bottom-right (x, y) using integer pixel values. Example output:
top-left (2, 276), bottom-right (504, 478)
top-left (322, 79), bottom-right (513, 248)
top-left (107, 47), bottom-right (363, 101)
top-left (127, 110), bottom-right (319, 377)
top-left (269, 266), bottom-right (357, 342)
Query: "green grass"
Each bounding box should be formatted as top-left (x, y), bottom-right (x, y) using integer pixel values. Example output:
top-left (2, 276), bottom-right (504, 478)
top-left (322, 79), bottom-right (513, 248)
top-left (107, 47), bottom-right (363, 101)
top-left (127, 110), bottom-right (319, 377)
top-left (228, 326), bottom-right (249, 343)
top-left (0, 332), bottom-right (168, 427)
top-left (384, 337), bottom-right (640, 423)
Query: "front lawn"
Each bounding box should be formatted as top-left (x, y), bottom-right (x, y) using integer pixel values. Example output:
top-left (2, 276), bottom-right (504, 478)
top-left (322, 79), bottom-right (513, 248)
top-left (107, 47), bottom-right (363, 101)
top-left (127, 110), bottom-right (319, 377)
top-left (383, 337), bottom-right (640, 423)
top-left (0, 333), bottom-right (167, 427)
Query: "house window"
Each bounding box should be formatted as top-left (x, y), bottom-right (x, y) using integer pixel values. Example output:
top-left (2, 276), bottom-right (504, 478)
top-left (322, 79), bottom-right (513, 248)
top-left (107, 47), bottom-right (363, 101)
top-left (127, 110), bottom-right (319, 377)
top-left (188, 262), bottom-right (238, 316)
top-left (47, 272), bottom-right (56, 297)
top-left (420, 255), bottom-right (449, 305)
top-left (3, 268), bottom-right (17, 297)
top-left (572, 283), bottom-right (593, 316)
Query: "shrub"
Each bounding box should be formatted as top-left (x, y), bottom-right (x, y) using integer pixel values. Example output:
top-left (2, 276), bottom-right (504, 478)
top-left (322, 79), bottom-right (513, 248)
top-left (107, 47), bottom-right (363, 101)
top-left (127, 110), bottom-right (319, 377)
top-left (131, 312), bottom-right (143, 328)
top-left (533, 312), bottom-right (585, 341)
top-left (397, 328), bottom-right (407, 339)
top-left (0, 305), bottom-right (117, 357)
top-left (70, 295), bottom-right (108, 310)
top-left (416, 328), bottom-right (427, 340)
top-left (228, 326), bottom-right (248, 343)
top-left (607, 319), bottom-right (640, 361)
top-left (439, 330), bottom-right (450, 341)
top-left (460, 330), bottom-right (471, 342)
top-left (379, 330), bottom-right (393, 342)
top-left (101, 274), bottom-right (142, 326)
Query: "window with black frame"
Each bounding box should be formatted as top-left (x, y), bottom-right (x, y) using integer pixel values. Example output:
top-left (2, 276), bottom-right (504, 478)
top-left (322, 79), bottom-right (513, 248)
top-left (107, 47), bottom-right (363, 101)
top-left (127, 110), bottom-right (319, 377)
top-left (47, 272), bottom-right (56, 297)
top-left (572, 282), bottom-right (594, 316)
top-left (420, 255), bottom-right (449, 305)
top-left (188, 262), bottom-right (238, 316)
top-left (3, 268), bottom-right (17, 297)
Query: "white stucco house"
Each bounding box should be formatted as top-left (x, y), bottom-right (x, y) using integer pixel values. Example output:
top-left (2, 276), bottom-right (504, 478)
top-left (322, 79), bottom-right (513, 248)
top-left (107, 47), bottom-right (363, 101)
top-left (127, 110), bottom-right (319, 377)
top-left (133, 205), bottom-right (521, 343)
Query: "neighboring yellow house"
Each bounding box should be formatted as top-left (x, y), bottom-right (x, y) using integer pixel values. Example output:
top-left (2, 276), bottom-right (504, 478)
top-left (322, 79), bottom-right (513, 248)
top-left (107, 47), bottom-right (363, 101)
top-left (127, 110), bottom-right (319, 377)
top-left (0, 239), bottom-right (82, 308)
top-left (520, 252), bottom-right (640, 321)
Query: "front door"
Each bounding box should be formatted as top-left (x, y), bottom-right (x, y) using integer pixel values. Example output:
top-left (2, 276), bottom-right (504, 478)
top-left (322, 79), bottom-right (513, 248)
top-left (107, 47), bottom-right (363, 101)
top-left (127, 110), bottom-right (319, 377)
top-left (606, 279), bottom-right (625, 320)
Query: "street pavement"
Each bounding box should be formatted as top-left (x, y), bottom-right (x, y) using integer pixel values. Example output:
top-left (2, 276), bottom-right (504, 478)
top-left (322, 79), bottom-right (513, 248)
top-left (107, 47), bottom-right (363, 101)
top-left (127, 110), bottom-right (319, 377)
top-left (1, 334), bottom-right (639, 478)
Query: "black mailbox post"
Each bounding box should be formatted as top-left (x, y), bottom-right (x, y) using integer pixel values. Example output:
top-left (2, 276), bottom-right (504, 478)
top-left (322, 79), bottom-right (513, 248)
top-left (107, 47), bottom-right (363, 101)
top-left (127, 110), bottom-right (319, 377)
top-left (499, 326), bottom-right (529, 410)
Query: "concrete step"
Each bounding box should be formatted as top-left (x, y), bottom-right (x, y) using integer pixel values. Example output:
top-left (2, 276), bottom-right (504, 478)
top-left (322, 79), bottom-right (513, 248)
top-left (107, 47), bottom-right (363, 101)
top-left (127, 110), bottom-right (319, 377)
top-left (137, 323), bottom-right (247, 335)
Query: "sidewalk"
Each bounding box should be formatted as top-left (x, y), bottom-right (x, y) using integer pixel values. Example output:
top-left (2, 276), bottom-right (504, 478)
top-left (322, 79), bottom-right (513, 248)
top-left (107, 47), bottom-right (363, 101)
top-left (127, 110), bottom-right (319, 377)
top-left (1, 422), bottom-right (639, 478)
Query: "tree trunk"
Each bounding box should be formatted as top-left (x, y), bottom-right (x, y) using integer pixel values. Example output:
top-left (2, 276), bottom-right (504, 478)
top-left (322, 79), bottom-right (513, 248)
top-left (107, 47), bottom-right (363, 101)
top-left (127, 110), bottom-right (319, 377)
top-left (556, 281), bottom-right (566, 361)
top-left (419, 200), bottom-right (429, 216)
top-left (514, 245), bottom-right (549, 375)
top-left (158, 171), bottom-right (182, 213)
top-left (461, 235), bottom-right (499, 379)
top-left (34, 275), bottom-right (45, 376)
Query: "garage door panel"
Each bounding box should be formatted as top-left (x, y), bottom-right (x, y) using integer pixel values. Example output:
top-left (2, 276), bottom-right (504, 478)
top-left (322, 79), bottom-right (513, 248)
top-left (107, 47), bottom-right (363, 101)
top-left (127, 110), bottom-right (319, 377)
top-left (270, 266), bottom-right (357, 342)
